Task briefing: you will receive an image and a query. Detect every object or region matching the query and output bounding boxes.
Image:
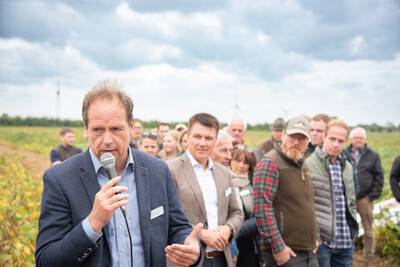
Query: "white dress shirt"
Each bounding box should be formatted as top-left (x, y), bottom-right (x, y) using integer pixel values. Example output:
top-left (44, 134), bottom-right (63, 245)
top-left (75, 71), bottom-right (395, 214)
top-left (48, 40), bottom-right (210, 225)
top-left (186, 150), bottom-right (219, 252)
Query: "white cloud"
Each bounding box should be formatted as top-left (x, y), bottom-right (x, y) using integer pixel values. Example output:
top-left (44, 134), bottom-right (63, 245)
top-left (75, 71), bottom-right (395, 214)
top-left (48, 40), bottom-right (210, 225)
top-left (350, 35), bottom-right (365, 54)
top-left (0, 0), bottom-right (399, 127)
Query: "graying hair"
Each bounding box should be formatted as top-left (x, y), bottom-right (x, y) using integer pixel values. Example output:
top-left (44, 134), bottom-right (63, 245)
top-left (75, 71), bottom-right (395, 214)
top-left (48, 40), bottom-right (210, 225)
top-left (228, 117), bottom-right (247, 130)
top-left (350, 127), bottom-right (367, 139)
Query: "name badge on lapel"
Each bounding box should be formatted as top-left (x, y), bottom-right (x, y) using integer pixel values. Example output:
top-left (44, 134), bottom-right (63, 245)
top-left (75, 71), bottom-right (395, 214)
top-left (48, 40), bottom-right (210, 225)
top-left (240, 189), bottom-right (250, 197)
top-left (225, 187), bottom-right (232, 197)
top-left (151, 206), bottom-right (164, 220)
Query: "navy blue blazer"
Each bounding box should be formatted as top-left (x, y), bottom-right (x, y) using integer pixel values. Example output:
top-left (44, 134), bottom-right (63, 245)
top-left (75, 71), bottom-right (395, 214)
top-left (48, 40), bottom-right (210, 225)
top-left (36, 149), bottom-right (195, 267)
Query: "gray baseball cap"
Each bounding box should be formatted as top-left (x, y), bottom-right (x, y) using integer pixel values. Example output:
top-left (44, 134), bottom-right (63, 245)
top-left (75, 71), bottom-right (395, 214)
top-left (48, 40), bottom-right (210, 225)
top-left (285, 116), bottom-right (310, 139)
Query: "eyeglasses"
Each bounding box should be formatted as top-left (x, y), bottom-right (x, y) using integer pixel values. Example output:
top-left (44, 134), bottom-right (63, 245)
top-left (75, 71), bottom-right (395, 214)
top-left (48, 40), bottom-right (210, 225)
top-left (142, 132), bottom-right (158, 140)
top-left (234, 145), bottom-right (254, 153)
top-left (287, 135), bottom-right (308, 144)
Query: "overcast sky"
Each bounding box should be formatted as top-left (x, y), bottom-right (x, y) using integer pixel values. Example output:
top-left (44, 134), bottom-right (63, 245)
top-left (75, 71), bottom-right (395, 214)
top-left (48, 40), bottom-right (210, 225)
top-left (1, 0), bottom-right (399, 126)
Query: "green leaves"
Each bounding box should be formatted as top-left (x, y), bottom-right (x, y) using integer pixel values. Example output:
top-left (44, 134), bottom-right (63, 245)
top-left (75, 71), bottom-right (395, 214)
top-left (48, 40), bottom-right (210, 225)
top-left (0, 152), bottom-right (42, 266)
top-left (374, 209), bottom-right (400, 264)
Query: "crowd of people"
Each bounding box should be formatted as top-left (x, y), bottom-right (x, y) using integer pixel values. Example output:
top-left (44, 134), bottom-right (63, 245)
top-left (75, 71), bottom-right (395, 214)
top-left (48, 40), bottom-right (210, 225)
top-left (40, 80), bottom-right (400, 267)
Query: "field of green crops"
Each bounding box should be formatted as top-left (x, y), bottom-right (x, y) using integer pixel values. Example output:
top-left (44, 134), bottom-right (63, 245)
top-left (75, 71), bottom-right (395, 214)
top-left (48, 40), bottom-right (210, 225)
top-left (0, 126), bottom-right (399, 265)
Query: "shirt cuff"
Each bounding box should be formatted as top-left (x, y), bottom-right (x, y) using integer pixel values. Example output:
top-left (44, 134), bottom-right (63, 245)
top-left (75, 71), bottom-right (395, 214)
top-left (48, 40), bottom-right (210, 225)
top-left (82, 216), bottom-right (102, 243)
top-left (271, 235), bottom-right (285, 254)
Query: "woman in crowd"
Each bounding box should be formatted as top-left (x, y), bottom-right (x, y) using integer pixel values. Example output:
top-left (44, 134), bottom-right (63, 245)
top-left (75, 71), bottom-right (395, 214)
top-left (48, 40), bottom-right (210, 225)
top-left (230, 145), bottom-right (261, 267)
top-left (159, 130), bottom-right (180, 160)
top-left (177, 129), bottom-right (188, 156)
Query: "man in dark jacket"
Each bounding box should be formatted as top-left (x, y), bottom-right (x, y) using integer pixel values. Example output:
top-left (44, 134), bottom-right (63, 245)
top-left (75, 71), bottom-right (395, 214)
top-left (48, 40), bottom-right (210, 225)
top-left (50, 128), bottom-right (83, 166)
top-left (306, 114), bottom-right (331, 154)
top-left (257, 117), bottom-right (285, 157)
top-left (390, 155), bottom-right (400, 202)
top-left (347, 127), bottom-right (383, 267)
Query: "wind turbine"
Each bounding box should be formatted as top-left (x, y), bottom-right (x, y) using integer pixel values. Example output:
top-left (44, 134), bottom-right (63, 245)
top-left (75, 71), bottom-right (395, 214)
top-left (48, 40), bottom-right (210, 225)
top-left (281, 105), bottom-right (289, 120)
top-left (232, 92), bottom-right (244, 117)
top-left (56, 80), bottom-right (60, 119)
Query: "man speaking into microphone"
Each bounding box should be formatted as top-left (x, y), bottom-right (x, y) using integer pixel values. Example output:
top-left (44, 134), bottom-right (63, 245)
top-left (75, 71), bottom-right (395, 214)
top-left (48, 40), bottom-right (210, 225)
top-left (36, 79), bottom-right (202, 267)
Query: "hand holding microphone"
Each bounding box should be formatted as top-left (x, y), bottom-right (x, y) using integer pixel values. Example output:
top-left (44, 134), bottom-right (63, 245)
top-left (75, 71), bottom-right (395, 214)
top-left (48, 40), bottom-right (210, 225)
top-left (88, 153), bottom-right (129, 234)
top-left (101, 153), bottom-right (127, 215)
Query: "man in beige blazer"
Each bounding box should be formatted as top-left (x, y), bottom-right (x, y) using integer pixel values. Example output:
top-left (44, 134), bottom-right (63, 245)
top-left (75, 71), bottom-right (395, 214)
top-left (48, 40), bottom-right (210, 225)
top-left (168, 113), bottom-right (244, 267)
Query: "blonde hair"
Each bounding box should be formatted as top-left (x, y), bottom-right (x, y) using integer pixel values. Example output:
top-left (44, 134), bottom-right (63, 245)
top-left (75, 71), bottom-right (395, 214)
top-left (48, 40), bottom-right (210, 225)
top-left (159, 130), bottom-right (180, 161)
top-left (327, 119), bottom-right (349, 139)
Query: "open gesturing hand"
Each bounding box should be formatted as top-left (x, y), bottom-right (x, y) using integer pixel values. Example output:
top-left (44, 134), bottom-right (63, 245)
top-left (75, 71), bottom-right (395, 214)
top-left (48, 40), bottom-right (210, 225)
top-left (165, 223), bottom-right (203, 267)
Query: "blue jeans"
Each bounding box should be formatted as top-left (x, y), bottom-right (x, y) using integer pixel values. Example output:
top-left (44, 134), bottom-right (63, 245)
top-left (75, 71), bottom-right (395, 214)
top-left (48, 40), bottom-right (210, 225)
top-left (317, 243), bottom-right (355, 267)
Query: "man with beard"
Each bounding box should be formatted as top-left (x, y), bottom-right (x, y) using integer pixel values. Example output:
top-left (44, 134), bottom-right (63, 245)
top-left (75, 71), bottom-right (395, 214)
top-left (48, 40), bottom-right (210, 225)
top-left (253, 116), bottom-right (318, 267)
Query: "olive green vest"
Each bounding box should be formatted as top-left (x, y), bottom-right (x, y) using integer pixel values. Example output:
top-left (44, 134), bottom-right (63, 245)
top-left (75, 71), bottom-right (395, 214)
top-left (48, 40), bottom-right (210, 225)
top-left (54, 145), bottom-right (81, 162)
top-left (263, 147), bottom-right (317, 252)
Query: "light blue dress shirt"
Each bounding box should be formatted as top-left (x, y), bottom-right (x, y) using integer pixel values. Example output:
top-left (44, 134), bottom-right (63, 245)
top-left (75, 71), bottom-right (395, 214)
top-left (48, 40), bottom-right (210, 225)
top-left (82, 148), bottom-right (145, 267)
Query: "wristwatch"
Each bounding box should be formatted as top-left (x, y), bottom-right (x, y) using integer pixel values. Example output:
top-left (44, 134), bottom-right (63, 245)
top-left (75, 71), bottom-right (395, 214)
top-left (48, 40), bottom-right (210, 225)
top-left (227, 224), bottom-right (234, 241)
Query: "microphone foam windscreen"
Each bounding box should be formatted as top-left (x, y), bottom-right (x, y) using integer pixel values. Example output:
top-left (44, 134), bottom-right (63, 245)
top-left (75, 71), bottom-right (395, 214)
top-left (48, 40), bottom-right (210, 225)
top-left (100, 153), bottom-right (115, 169)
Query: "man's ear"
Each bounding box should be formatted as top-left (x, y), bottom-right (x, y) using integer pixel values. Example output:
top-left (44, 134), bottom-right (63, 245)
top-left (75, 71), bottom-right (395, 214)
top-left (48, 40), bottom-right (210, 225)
top-left (129, 118), bottom-right (135, 135)
top-left (84, 125), bottom-right (89, 139)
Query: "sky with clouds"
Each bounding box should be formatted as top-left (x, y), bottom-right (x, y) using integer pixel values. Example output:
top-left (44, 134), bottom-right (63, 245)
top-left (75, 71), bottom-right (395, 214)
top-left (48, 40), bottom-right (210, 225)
top-left (1, 0), bottom-right (399, 126)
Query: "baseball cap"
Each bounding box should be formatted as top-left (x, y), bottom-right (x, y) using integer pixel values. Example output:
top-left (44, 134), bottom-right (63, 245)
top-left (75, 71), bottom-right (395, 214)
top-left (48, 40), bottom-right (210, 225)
top-left (271, 118), bottom-right (285, 131)
top-left (285, 116), bottom-right (310, 138)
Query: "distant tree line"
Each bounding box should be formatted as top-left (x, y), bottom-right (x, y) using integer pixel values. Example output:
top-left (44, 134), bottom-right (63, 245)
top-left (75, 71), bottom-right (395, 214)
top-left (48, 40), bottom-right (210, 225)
top-left (0, 113), bottom-right (399, 132)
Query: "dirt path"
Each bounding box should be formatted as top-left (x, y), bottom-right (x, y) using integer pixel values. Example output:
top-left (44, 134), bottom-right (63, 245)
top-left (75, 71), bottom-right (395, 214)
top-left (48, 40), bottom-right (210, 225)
top-left (0, 143), bottom-right (50, 176)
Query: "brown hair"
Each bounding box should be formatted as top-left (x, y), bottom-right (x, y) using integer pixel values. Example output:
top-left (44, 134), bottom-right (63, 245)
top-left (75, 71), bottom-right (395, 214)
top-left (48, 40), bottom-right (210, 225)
top-left (231, 145), bottom-right (259, 182)
top-left (327, 119), bottom-right (349, 139)
top-left (59, 127), bottom-right (73, 136)
top-left (82, 79), bottom-right (134, 127)
top-left (157, 122), bottom-right (171, 130)
top-left (311, 113), bottom-right (331, 124)
top-left (188, 113), bottom-right (220, 136)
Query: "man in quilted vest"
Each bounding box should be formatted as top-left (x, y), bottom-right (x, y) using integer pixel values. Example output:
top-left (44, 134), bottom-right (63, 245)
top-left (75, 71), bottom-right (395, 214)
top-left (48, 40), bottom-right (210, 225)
top-left (306, 120), bottom-right (358, 267)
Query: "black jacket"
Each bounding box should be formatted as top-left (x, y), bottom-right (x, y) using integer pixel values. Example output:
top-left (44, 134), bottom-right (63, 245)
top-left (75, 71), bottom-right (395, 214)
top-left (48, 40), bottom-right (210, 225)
top-left (347, 144), bottom-right (384, 200)
top-left (390, 155), bottom-right (400, 202)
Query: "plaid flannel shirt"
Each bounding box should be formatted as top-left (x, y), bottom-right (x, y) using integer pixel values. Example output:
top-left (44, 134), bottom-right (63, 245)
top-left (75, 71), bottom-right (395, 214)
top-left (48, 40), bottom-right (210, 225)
top-left (253, 157), bottom-right (285, 253)
top-left (322, 148), bottom-right (352, 249)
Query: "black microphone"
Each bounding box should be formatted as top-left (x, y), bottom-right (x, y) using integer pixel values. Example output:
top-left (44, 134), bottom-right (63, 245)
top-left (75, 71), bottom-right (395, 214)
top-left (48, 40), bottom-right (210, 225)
top-left (100, 153), bottom-right (126, 215)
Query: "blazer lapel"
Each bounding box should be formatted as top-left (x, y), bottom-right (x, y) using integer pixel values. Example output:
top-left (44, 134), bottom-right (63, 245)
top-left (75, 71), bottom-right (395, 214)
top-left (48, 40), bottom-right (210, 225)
top-left (181, 153), bottom-right (208, 221)
top-left (132, 151), bottom-right (151, 266)
top-left (213, 164), bottom-right (228, 225)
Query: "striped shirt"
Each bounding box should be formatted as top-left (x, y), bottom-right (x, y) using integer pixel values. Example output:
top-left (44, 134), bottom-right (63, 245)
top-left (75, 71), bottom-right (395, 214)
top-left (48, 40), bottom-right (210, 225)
top-left (321, 148), bottom-right (352, 249)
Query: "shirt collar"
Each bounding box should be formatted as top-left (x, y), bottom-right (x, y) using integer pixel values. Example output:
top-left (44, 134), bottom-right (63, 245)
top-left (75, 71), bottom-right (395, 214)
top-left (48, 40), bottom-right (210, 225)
top-left (319, 146), bottom-right (342, 164)
top-left (89, 147), bottom-right (135, 174)
top-left (186, 150), bottom-right (214, 170)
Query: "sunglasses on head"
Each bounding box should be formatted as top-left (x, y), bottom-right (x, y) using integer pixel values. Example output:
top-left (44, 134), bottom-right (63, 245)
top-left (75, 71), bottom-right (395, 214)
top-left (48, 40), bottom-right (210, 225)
top-left (142, 132), bottom-right (158, 139)
top-left (234, 145), bottom-right (254, 153)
